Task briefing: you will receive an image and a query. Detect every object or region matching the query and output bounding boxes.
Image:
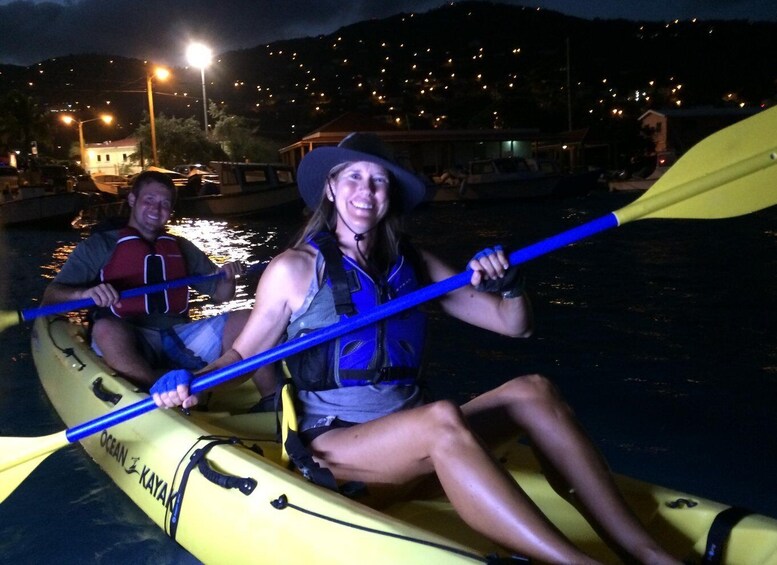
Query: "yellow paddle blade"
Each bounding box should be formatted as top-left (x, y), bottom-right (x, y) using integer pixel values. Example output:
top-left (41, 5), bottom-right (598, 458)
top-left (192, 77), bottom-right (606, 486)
top-left (0, 310), bottom-right (21, 333)
top-left (616, 106), bottom-right (777, 224)
top-left (0, 431), bottom-right (69, 503)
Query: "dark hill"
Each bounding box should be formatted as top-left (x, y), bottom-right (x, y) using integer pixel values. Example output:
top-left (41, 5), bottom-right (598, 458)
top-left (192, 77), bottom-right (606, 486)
top-left (2, 1), bottom-right (775, 145)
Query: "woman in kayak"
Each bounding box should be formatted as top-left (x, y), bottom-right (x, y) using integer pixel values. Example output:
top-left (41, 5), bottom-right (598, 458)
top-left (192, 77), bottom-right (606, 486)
top-left (151, 133), bottom-right (678, 564)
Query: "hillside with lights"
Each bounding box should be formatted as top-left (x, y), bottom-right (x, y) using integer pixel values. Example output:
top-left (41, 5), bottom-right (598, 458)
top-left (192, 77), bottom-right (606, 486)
top-left (1, 1), bottom-right (775, 149)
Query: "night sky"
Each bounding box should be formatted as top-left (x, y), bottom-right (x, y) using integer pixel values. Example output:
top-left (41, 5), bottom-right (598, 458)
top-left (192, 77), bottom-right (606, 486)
top-left (1, 0), bottom-right (775, 67)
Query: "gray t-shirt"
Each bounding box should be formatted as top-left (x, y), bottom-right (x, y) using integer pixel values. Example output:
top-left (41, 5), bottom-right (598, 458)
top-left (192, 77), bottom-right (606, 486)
top-left (54, 228), bottom-right (219, 329)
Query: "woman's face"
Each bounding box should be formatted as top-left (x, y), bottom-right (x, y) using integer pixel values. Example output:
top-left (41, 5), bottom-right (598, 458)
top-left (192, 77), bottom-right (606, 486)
top-left (328, 160), bottom-right (391, 231)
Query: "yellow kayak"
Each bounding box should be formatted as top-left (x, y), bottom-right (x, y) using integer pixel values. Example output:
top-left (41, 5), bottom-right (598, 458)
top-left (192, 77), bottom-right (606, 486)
top-left (31, 315), bottom-right (777, 564)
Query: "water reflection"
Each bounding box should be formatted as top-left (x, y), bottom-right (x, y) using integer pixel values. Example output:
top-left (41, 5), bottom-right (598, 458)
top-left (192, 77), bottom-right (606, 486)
top-left (167, 219), bottom-right (259, 318)
top-left (168, 217), bottom-right (303, 318)
top-left (38, 217), bottom-right (301, 322)
top-left (44, 242), bottom-right (78, 282)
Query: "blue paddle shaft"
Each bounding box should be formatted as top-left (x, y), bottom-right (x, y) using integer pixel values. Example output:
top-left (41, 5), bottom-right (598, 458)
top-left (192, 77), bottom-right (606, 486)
top-left (21, 263), bottom-right (266, 322)
top-left (66, 213), bottom-right (618, 443)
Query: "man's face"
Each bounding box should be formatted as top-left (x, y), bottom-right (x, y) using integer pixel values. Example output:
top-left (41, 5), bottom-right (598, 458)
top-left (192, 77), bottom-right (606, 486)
top-left (128, 180), bottom-right (174, 236)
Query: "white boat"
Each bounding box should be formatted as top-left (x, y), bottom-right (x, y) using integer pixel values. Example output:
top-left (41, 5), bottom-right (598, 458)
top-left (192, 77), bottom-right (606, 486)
top-left (608, 151), bottom-right (676, 193)
top-left (170, 161), bottom-right (301, 218)
top-left (433, 157), bottom-right (599, 202)
top-left (71, 162), bottom-right (302, 229)
top-left (608, 166), bottom-right (669, 192)
top-left (90, 173), bottom-right (131, 197)
top-left (0, 184), bottom-right (93, 227)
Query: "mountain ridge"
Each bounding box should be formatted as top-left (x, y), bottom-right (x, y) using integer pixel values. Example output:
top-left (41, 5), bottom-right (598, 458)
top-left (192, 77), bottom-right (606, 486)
top-left (1, 2), bottom-right (774, 145)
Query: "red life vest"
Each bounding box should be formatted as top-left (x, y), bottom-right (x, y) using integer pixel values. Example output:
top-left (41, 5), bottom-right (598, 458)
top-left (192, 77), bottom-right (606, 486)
top-left (100, 227), bottom-right (189, 319)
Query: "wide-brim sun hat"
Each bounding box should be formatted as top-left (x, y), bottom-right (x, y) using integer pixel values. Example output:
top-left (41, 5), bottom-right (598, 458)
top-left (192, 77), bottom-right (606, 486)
top-left (296, 132), bottom-right (427, 213)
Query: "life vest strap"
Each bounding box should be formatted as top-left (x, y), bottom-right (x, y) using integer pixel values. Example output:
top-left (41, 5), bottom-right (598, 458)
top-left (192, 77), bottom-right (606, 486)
top-left (313, 232), bottom-right (356, 316)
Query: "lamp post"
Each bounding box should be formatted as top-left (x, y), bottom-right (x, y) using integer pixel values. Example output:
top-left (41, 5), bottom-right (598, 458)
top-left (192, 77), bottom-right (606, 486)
top-left (146, 67), bottom-right (170, 167)
top-left (186, 42), bottom-right (213, 135)
top-left (61, 114), bottom-right (113, 173)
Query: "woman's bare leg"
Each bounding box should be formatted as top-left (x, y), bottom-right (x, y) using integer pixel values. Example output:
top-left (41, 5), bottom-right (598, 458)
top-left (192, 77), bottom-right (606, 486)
top-left (461, 374), bottom-right (679, 565)
top-left (309, 400), bottom-right (599, 564)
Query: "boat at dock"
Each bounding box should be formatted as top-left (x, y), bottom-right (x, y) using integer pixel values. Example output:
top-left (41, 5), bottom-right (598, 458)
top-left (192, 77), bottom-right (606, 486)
top-left (432, 157), bottom-right (600, 202)
top-left (89, 173), bottom-right (131, 197)
top-left (173, 161), bottom-right (301, 218)
top-left (0, 184), bottom-right (96, 228)
top-left (608, 151), bottom-right (676, 193)
top-left (71, 162), bottom-right (302, 228)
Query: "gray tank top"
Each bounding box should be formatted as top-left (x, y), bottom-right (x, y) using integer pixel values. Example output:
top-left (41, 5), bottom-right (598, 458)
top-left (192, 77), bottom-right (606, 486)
top-left (290, 251), bottom-right (424, 433)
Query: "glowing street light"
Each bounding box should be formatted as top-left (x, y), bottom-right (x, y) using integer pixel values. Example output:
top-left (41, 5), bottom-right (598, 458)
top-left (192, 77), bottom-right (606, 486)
top-left (61, 114), bottom-right (113, 173)
top-left (147, 66), bottom-right (170, 166)
top-left (186, 42), bottom-right (212, 135)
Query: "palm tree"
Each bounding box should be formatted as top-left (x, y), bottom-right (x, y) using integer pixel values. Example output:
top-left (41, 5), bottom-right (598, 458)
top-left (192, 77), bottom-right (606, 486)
top-left (0, 90), bottom-right (53, 161)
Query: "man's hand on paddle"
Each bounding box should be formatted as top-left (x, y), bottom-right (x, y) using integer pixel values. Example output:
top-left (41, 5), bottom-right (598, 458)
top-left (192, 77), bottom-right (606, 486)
top-left (219, 260), bottom-right (244, 281)
top-left (211, 261), bottom-right (244, 303)
top-left (82, 283), bottom-right (121, 308)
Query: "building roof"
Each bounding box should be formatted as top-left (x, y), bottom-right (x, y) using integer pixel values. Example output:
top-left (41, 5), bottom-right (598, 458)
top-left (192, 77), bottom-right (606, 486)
top-left (639, 107), bottom-right (761, 120)
top-left (305, 112), bottom-right (396, 137)
top-left (284, 112), bottom-right (564, 153)
top-left (85, 136), bottom-right (138, 149)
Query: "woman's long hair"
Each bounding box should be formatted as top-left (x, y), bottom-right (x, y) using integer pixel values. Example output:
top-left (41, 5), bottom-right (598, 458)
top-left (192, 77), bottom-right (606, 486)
top-left (293, 161), bottom-right (404, 271)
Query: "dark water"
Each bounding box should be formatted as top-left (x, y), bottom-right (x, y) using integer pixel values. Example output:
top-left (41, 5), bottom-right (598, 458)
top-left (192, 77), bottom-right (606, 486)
top-left (1, 192), bottom-right (776, 563)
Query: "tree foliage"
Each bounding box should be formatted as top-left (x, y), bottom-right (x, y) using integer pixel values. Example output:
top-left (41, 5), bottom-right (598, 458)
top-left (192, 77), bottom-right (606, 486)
top-left (132, 106), bottom-right (282, 168)
top-left (0, 90), bottom-right (52, 157)
top-left (210, 103), bottom-right (282, 162)
top-left (133, 113), bottom-right (227, 169)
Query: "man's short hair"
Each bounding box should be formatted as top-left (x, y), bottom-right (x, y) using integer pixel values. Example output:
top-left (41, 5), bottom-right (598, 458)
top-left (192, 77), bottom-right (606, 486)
top-left (131, 170), bottom-right (177, 205)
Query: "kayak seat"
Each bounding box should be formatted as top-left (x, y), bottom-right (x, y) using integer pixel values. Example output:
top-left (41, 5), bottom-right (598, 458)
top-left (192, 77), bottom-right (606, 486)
top-left (202, 411), bottom-right (278, 439)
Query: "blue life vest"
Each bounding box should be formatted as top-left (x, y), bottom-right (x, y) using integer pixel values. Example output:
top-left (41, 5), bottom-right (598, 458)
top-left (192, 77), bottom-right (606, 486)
top-left (285, 232), bottom-right (427, 391)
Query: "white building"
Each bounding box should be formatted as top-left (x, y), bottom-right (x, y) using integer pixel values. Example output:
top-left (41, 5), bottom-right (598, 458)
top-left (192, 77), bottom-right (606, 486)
top-left (83, 137), bottom-right (142, 175)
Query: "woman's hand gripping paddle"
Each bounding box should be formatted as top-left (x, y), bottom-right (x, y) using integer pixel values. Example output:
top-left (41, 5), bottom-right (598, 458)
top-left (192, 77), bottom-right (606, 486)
top-left (2, 106), bottom-right (776, 503)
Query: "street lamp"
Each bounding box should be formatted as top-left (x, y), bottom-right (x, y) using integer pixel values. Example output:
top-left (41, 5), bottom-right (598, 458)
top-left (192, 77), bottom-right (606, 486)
top-left (146, 66), bottom-right (170, 166)
top-left (61, 114), bottom-right (113, 173)
top-left (186, 42), bottom-right (212, 135)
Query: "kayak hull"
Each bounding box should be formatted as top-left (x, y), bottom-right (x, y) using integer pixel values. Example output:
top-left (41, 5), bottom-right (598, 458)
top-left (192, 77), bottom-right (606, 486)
top-left (31, 316), bottom-right (777, 564)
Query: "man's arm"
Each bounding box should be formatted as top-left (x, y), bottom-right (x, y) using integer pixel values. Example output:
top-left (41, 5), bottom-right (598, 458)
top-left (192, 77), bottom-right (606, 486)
top-left (42, 233), bottom-right (119, 307)
top-left (178, 237), bottom-right (240, 303)
top-left (211, 261), bottom-right (242, 303)
top-left (43, 281), bottom-right (120, 308)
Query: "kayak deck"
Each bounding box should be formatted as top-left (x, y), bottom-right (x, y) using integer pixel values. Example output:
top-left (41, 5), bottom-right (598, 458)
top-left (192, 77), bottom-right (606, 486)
top-left (31, 316), bottom-right (777, 564)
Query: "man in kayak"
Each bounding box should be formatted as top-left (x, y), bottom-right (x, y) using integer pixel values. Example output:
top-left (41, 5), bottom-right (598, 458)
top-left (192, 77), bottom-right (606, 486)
top-left (42, 170), bottom-right (253, 390)
top-left (150, 134), bottom-right (679, 563)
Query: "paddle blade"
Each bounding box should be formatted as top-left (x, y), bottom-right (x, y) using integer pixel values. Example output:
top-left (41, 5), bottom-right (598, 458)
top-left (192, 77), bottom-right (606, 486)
top-left (616, 106), bottom-right (777, 224)
top-left (0, 310), bottom-right (21, 333)
top-left (0, 431), bottom-right (69, 503)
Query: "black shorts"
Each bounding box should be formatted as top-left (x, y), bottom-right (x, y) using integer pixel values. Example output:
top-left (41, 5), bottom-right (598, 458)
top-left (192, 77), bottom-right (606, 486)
top-left (299, 418), bottom-right (358, 445)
